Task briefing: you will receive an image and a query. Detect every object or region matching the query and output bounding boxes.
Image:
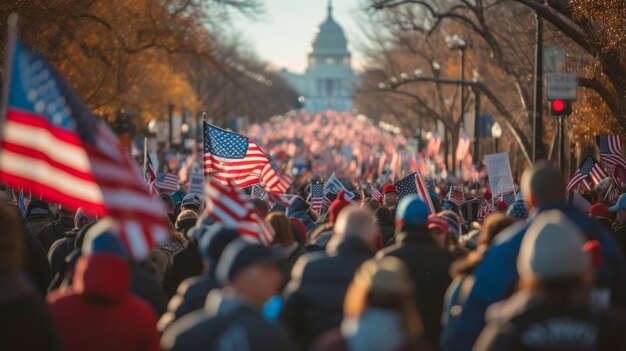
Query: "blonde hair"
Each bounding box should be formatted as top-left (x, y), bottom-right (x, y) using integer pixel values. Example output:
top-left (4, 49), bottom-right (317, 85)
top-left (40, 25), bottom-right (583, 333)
top-left (344, 257), bottom-right (423, 340)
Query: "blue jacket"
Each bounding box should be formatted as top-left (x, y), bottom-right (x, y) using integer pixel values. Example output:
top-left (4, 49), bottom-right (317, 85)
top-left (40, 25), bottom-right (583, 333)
top-left (441, 203), bottom-right (626, 351)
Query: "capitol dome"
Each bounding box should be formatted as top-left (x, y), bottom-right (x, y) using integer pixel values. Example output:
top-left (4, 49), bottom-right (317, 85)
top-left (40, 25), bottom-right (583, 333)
top-left (309, 1), bottom-right (350, 58)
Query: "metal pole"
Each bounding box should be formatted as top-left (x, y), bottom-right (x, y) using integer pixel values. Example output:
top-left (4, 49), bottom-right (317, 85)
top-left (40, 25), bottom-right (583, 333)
top-left (460, 46), bottom-right (465, 136)
top-left (473, 88), bottom-right (480, 165)
top-left (168, 103), bottom-right (174, 149)
top-left (495, 138), bottom-right (499, 153)
top-left (532, 12), bottom-right (544, 163)
top-left (559, 116), bottom-right (565, 176)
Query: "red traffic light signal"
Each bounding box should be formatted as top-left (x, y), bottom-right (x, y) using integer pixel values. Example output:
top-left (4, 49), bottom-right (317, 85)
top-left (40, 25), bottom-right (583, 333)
top-left (550, 99), bottom-right (572, 116)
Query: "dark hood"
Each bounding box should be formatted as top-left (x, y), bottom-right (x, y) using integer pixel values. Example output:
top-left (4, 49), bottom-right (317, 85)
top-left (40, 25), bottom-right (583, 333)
top-left (72, 254), bottom-right (130, 302)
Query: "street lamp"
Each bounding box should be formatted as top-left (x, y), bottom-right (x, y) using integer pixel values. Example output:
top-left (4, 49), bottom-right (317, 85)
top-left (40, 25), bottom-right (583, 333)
top-left (491, 121), bottom-right (502, 153)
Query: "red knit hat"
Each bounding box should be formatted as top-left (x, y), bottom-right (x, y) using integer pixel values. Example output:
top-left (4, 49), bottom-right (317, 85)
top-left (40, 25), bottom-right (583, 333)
top-left (427, 215), bottom-right (448, 232)
top-left (588, 203), bottom-right (612, 219)
top-left (496, 200), bottom-right (508, 211)
top-left (484, 190), bottom-right (492, 202)
top-left (329, 190), bottom-right (352, 223)
top-left (382, 184), bottom-right (398, 195)
top-left (289, 218), bottom-right (307, 243)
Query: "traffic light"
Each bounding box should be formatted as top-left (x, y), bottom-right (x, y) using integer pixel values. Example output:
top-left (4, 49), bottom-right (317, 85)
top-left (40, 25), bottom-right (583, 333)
top-left (550, 99), bottom-right (572, 116)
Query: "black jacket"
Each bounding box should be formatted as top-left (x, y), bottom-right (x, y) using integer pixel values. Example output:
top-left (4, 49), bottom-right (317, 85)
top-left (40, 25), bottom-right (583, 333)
top-left (163, 240), bottom-right (204, 298)
top-left (378, 229), bottom-right (454, 347)
top-left (131, 261), bottom-right (168, 317)
top-left (0, 271), bottom-right (61, 351)
top-left (47, 228), bottom-right (79, 279)
top-left (38, 216), bottom-right (74, 253)
top-left (158, 274), bottom-right (219, 332)
top-left (474, 291), bottom-right (626, 351)
top-left (281, 236), bottom-right (374, 349)
top-left (612, 221), bottom-right (626, 258)
top-left (24, 232), bottom-right (52, 294)
top-left (162, 291), bottom-right (295, 351)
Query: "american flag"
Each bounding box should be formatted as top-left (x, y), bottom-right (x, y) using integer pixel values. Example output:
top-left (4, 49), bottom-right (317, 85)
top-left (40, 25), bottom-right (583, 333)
top-left (203, 122), bottom-right (269, 188)
top-left (310, 183), bottom-right (324, 213)
top-left (260, 162), bottom-right (292, 193)
top-left (204, 176), bottom-right (275, 246)
top-left (369, 183), bottom-right (382, 202)
top-left (390, 151), bottom-right (401, 173)
top-left (426, 132), bottom-right (441, 158)
top-left (499, 191), bottom-right (516, 206)
top-left (597, 135), bottom-right (626, 172)
top-left (143, 149), bottom-right (158, 196)
top-left (395, 172), bottom-right (435, 214)
top-left (476, 196), bottom-right (497, 223)
top-left (447, 186), bottom-right (464, 205)
top-left (455, 129), bottom-right (471, 162)
top-left (0, 39), bottom-right (168, 259)
top-left (566, 156), bottom-right (605, 193)
top-left (155, 172), bottom-right (179, 192)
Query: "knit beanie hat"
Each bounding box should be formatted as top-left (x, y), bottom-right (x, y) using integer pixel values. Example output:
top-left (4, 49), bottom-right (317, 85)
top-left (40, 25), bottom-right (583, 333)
top-left (329, 190), bottom-right (351, 223)
top-left (517, 210), bottom-right (590, 280)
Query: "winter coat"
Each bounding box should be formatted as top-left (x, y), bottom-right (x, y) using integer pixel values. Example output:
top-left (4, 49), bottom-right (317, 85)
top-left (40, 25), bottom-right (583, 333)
top-left (47, 254), bottom-right (160, 351)
top-left (378, 230), bottom-right (455, 347)
top-left (38, 216), bottom-right (74, 253)
top-left (47, 228), bottom-right (79, 279)
top-left (157, 274), bottom-right (219, 332)
top-left (441, 203), bottom-right (626, 351)
top-left (24, 232), bottom-right (52, 293)
top-left (131, 260), bottom-right (168, 316)
top-left (474, 291), bottom-right (626, 350)
top-left (281, 236), bottom-right (374, 349)
top-left (161, 290), bottom-right (295, 351)
top-left (272, 242), bottom-right (307, 284)
top-left (0, 271), bottom-right (61, 351)
top-left (24, 215), bottom-right (51, 239)
top-left (611, 221), bottom-right (626, 258)
top-left (163, 240), bottom-right (203, 298)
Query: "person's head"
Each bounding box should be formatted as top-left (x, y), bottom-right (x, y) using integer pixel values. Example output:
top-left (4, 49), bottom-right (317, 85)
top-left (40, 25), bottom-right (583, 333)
top-left (198, 223), bottom-right (240, 273)
top-left (517, 210), bottom-right (592, 296)
top-left (395, 195), bottom-right (429, 233)
top-left (382, 184), bottom-right (398, 207)
top-left (439, 210), bottom-right (461, 244)
top-left (289, 218), bottom-right (307, 244)
top-left (344, 257), bottom-right (422, 340)
top-left (330, 206), bottom-right (377, 250)
top-left (608, 193), bottom-right (626, 224)
top-left (181, 194), bottom-right (201, 213)
top-left (81, 218), bottom-right (128, 259)
top-left (361, 197), bottom-right (381, 212)
top-left (57, 204), bottom-right (75, 218)
top-left (328, 190), bottom-right (352, 223)
top-left (373, 207), bottom-right (394, 227)
top-left (159, 193), bottom-right (175, 214)
top-left (496, 200), bottom-right (508, 213)
top-left (427, 215), bottom-right (448, 247)
top-left (588, 203), bottom-right (613, 222)
top-left (266, 212), bottom-right (294, 246)
top-left (252, 198), bottom-right (270, 216)
top-left (216, 239), bottom-right (281, 308)
top-left (25, 199), bottom-right (50, 219)
top-left (521, 161), bottom-right (565, 209)
top-left (0, 205), bottom-right (25, 270)
top-left (175, 209), bottom-right (198, 235)
top-left (478, 213), bottom-right (516, 247)
top-left (74, 207), bottom-right (95, 230)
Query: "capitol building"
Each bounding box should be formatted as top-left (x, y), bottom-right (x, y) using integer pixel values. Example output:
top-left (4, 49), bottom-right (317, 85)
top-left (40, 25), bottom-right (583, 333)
top-left (280, 1), bottom-right (358, 112)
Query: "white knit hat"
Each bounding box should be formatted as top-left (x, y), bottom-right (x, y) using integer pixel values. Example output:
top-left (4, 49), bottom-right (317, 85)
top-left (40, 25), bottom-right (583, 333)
top-left (517, 210), bottom-right (590, 279)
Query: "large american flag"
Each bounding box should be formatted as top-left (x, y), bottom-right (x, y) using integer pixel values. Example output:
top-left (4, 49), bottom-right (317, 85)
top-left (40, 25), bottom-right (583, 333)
top-left (0, 40), bottom-right (168, 259)
top-left (597, 135), bottom-right (626, 177)
top-left (566, 156), bottom-right (606, 193)
top-left (395, 172), bottom-right (435, 214)
top-left (155, 172), bottom-right (179, 192)
top-left (204, 176), bottom-right (275, 246)
top-left (203, 122), bottom-right (291, 192)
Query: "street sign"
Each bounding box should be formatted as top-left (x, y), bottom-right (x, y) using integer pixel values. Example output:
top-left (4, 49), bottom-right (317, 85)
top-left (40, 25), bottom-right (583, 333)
top-left (155, 121), bottom-right (168, 142)
top-left (543, 45), bottom-right (566, 72)
top-left (545, 73), bottom-right (577, 100)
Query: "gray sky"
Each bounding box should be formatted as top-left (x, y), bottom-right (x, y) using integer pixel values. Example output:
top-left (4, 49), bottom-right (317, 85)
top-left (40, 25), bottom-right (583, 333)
top-left (230, 0), bottom-right (366, 74)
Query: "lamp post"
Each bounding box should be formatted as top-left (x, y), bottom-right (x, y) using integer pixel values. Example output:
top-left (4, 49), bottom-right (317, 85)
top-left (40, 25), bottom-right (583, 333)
top-left (491, 121), bottom-right (502, 153)
top-left (446, 34), bottom-right (467, 170)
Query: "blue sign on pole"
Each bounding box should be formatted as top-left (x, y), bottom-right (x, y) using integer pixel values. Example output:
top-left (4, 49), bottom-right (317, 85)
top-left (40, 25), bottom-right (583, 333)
top-left (478, 114), bottom-right (494, 138)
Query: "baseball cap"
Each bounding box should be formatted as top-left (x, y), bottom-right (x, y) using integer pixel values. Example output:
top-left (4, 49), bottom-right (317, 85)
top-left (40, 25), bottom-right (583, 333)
top-left (215, 239), bottom-right (276, 286)
top-left (608, 193), bottom-right (626, 212)
top-left (382, 184), bottom-right (398, 195)
top-left (427, 215), bottom-right (448, 232)
top-left (181, 194), bottom-right (201, 211)
top-left (395, 195), bottom-right (429, 227)
top-left (26, 199), bottom-right (49, 217)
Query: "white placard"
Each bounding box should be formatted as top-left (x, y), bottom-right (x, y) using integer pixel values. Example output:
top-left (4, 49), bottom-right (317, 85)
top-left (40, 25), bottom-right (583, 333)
top-left (546, 73), bottom-right (577, 100)
top-left (155, 121), bottom-right (169, 142)
top-left (188, 171), bottom-right (204, 197)
top-left (485, 153), bottom-right (515, 194)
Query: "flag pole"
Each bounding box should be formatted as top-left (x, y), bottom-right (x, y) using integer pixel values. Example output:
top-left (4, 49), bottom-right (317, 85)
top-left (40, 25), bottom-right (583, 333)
top-left (143, 137), bottom-right (148, 177)
top-left (0, 13), bottom-right (18, 151)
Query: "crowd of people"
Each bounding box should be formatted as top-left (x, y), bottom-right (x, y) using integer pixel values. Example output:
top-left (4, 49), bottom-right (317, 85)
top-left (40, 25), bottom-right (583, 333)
top-left (2, 159), bottom-right (626, 351)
